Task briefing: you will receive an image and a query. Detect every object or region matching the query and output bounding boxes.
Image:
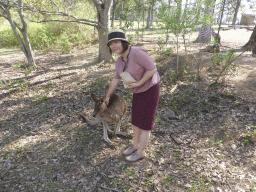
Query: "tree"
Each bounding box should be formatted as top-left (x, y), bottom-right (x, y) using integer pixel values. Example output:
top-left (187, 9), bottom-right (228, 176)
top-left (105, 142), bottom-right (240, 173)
top-left (25, 0), bottom-right (113, 63)
top-left (92, 0), bottom-right (113, 62)
top-left (243, 24), bottom-right (256, 56)
top-left (111, 0), bottom-right (119, 28)
top-left (232, 0), bottom-right (241, 25)
top-left (0, 0), bottom-right (36, 67)
top-left (145, 0), bottom-right (156, 29)
top-left (115, 0), bottom-right (136, 29)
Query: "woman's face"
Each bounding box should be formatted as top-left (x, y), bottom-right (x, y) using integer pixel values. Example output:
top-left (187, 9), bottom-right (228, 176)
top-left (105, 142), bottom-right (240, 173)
top-left (109, 40), bottom-right (124, 55)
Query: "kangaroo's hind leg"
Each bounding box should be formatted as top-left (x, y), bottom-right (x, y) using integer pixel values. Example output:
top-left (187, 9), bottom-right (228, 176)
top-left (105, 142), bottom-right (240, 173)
top-left (102, 121), bottom-right (112, 144)
top-left (114, 118), bottom-right (128, 137)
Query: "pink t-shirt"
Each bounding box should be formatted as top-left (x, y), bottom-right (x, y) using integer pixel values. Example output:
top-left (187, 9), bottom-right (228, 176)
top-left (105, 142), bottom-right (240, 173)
top-left (114, 46), bottom-right (160, 93)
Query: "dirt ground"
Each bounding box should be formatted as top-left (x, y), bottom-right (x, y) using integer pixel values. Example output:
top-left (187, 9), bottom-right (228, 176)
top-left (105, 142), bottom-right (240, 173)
top-left (0, 28), bottom-right (256, 192)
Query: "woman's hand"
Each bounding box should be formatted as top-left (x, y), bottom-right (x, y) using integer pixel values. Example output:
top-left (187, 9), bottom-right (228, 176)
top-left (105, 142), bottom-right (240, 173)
top-left (104, 96), bottom-right (110, 105)
top-left (127, 82), bottom-right (141, 89)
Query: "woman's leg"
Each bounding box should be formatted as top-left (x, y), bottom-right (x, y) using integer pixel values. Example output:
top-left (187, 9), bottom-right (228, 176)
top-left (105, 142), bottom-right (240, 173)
top-left (136, 129), bottom-right (151, 156)
top-left (125, 128), bottom-right (150, 161)
top-left (133, 125), bottom-right (141, 149)
top-left (123, 125), bottom-right (141, 155)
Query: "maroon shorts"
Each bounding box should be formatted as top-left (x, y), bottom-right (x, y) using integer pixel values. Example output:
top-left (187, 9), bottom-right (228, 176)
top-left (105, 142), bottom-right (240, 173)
top-left (131, 83), bottom-right (160, 131)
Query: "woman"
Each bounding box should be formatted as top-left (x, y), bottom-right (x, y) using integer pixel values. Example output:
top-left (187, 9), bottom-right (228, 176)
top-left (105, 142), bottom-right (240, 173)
top-left (105, 29), bottom-right (160, 162)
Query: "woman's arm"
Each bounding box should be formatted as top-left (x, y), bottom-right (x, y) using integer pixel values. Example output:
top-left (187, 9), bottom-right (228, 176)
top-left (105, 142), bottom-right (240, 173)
top-left (127, 68), bottom-right (157, 89)
top-left (105, 78), bottom-right (121, 105)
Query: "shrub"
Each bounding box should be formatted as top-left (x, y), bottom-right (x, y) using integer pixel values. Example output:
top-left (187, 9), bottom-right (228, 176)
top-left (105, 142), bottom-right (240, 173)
top-left (0, 27), bottom-right (19, 47)
top-left (0, 22), bottom-right (96, 53)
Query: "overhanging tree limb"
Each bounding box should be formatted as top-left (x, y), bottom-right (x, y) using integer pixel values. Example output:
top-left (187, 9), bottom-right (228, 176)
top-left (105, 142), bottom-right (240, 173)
top-left (26, 17), bottom-right (98, 27)
top-left (24, 6), bottom-right (99, 26)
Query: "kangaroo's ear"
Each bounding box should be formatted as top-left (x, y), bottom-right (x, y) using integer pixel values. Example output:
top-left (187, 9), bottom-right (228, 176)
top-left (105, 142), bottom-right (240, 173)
top-left (91, 94), bottom-right (99, 102)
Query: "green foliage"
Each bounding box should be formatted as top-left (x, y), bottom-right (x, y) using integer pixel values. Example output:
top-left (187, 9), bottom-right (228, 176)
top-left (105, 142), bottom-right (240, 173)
top-left (28, 22), bottom-right (94, 53)
top-left (0, 27), bottom-right (20, 46)
top-left (0, 0), bottom-right (97, 52)
top-left (156, 0), bottom-right (204, 77)
top-left (56, 32), bottom-right (73, 53)
top-left (162, 176), bottom-right (174, 185)
top-left (161, 47), bottom-right (173, 57)
top-left (22, 66), bottom-right (35, 78)
top-left (116, 0), bottom-right (136, 30)
top-left (155, 118), bottom-right (160, 125)
top-left (157, 37), bottom-right (173, 57)
top-left (244, 132), bottom-right (253, 145)
top-left (216, 140), bottom-right (223, 146)
top-left (211, 52), bottom-right (224, 65)
top-left (156, 0), bottom-right (202, 36)
top-left (0, 22), bottom-right (95, 52)
top-left (157, 37), bottom-right (165, 54)
top-left (210, 49), bottom-right (242, 86)
top-left (28, 24), bottom-right (56, 50)
top-left (12, 62), bottom-right (21, 68)
top-left (127, 34), bottom-right (135, 46)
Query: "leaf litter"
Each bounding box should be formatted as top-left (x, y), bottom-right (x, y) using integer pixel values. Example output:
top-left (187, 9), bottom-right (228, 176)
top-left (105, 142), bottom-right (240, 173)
top-left (0, 41), bottom-right (256, 191)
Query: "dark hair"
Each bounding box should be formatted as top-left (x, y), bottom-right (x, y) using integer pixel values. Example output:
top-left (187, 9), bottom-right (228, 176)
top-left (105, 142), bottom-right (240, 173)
top-left (109, 41), bottom-right (129, 55)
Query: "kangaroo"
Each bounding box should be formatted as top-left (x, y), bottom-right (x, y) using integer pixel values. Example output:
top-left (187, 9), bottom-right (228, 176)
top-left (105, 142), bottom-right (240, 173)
top-left (80, 93), bottom-right (128, 144)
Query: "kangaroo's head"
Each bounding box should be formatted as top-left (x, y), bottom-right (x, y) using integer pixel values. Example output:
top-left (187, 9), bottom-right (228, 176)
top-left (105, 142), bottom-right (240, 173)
top-left (91, 94), bottom-right (107, 117)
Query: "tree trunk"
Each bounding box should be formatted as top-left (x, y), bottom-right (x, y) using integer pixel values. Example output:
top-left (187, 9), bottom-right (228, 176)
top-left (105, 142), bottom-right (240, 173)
top-left (232, 0), bottom-right (241, 25)
top-left (3, 1), bottom-right (36, 67)
top-left (243, 24), bottom-right (256, 55)
top-left (145, 0), bottom-right (155, 29)
top-left (111, 0), bottom-right (118, 28)
top-left (94, 0), bottom-right (113, 63)
top-left (17, 0), bottom-right (36, 67)
top-left (150, 5), bottom-right (153, 26)
top-left (137, 0), bottom-right (141, 30)
top-left (145, 6), bottom-right (151, 29)
top-left (119, 1), bottom-right (123, 27)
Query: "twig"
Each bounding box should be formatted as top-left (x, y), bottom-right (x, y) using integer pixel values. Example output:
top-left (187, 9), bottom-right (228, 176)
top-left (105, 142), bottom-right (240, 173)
top-left (170, 134), bottom-right (183, 145)
top-left (50, 0), bottom-right (60, 12)
top-left (88, 161), bottom-right (114, 189)
top-left (99, 185), bottom-right (119, 192)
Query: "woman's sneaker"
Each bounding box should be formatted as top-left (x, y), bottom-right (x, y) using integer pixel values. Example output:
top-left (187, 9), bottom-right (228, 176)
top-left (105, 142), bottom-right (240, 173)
top-left (125, 152), bottom-right (145, 162)
top-left (123, 145), bottom-right (137, 156)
